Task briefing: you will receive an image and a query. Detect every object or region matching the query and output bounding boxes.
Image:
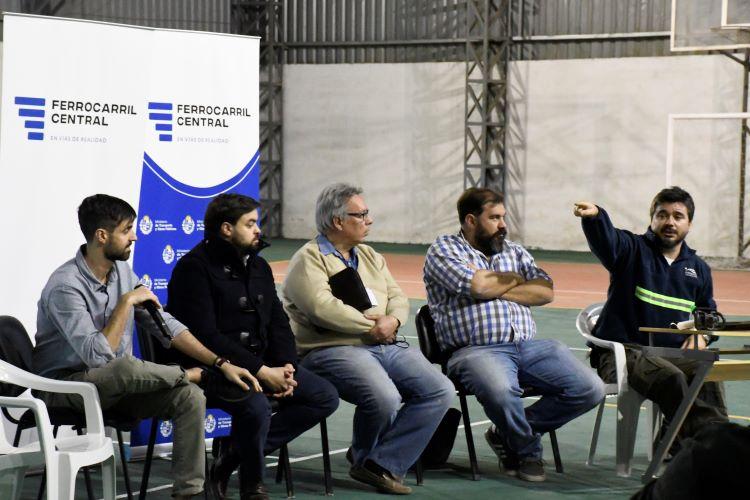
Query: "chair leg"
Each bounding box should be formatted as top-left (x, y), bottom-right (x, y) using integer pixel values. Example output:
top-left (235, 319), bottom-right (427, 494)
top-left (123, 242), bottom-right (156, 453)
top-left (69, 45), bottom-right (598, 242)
top-left (616, 390), bottom-right (643, 478)
top-left (116, 428), bottom-right (134, 500)
top-left (647, 401), bottom-right (661, 461)
top-left (548, 430), bottom-right (563, 473)
top-left (587, 398), bottom-right (606, 466)
top-left (275, 446), bottom-right (284, 484)
top-left (414, 458), bottom-right (424, 486)
top-left (55, 462), bottom-right (77, 500)
top-left (37, 425), bottom-right (62, 500)
top-left (458, 393), bottom-right (480, 481)
top-left (36, 470), bottom-right (46, 500)
top-left (76, 427), bottom-right (95, 500)
top-left (139, 417), bottom-right (159, 500)
top-left (204, 448), bottom-right (211, 500)
top-left (101, 454), bottom-right (117, 500)
top-left (320, 420), bottom-right (333, 495)
top-left (12, 425), bottom-right (23, 447)
top-left (280, 444), bottom-right (294, 498)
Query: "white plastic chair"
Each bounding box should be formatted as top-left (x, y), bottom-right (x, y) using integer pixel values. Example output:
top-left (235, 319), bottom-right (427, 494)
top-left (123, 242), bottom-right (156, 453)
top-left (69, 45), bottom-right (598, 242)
top-left (576, 302), bottom-right (658, 477)
top-left (0, 359), bottom-right (115, 500)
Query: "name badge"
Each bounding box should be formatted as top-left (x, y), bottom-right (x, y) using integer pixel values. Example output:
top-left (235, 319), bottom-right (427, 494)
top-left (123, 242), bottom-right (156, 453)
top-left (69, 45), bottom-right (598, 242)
top-left (365, 287), bottom-right (379, 307)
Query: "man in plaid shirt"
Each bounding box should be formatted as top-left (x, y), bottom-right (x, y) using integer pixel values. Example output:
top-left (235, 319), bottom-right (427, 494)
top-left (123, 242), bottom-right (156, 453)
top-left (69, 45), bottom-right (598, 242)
top-left (424, 188), bottom-right (604, 482)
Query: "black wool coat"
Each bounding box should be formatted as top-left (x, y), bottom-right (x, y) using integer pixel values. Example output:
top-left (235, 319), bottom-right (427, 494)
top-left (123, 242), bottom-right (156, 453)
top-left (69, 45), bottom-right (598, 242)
top-left (166, 237), bottom-right (298, 374)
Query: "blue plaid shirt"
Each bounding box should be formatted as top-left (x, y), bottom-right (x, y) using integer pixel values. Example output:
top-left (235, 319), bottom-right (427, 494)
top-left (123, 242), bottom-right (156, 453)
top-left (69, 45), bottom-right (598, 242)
top-left (423, 232), bottom-right (552, 351)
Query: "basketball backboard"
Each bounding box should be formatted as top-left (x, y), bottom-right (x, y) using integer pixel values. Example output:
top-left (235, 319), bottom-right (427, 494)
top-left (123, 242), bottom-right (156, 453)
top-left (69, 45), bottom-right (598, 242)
top-left (722, 0), bottom-right (750, 28)
top-left (671, 0), bottom-right (750, 52)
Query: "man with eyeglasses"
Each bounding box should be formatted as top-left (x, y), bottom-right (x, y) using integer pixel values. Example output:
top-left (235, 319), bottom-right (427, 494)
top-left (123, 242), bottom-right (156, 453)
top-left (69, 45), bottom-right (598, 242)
top-left (166, 193), bottom-right (339, 500)
top-left (282, 183), bottom-right (454, 495)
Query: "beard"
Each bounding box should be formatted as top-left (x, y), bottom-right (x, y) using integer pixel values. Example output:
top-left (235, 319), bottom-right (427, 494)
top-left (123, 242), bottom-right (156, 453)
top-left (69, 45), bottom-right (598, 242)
top-left (104, 244), bottom-right (131, 261)
top-left (476, 227), bottom-right (507, 256)
top-left (231, 234), bottom-right (260, 255)
top-left (655, 233), bottom-right (684, 250)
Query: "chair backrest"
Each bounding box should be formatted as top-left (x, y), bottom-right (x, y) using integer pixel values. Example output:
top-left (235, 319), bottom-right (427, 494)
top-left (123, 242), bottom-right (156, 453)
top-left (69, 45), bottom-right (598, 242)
top-left (0, 316), bottom-right (35, 397)
top-left (576, 302), bottom-right (604, 342)
top-left (415, 305), bottom-right (448, 366)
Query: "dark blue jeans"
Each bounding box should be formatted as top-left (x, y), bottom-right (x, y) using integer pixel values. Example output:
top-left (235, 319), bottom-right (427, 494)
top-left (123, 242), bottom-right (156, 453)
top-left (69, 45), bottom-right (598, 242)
top-left (208, 365), bottom-right (339, 482)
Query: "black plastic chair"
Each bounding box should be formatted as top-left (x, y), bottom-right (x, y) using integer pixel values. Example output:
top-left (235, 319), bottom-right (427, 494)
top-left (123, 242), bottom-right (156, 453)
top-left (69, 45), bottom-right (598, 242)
top-left (273, 418), bottom-right (333, 497)
top-left (414, 305), bottom-right (563, 480)
top-left (0, 315), bottom-right (159, 500)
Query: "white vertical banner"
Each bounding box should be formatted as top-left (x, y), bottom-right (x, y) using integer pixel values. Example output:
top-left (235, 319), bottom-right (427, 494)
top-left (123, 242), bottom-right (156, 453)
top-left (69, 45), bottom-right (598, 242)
top-left (0, 12), bottom-right (259, 329)
top-left (0, 13), bottom-right (259, 447)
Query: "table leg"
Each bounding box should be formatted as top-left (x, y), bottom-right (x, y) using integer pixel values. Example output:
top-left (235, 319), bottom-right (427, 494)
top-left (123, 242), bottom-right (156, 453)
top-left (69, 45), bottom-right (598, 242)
top-left (640, 360), bottom-right (713, 483)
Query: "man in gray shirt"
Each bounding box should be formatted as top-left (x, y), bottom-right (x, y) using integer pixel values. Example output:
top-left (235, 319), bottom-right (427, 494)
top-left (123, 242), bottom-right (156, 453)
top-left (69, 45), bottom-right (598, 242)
top-left (34, 194), bottom-right (260, 499)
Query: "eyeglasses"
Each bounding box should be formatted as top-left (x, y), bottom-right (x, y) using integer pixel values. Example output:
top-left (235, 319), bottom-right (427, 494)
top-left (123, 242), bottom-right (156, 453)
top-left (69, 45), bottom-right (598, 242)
top-left (346, 210), bottom-right (370, 221)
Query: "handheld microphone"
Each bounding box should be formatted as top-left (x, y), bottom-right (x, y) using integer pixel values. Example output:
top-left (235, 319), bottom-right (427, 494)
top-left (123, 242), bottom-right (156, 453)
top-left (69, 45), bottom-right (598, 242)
top-left (135, 285), bottom-right (172, 341)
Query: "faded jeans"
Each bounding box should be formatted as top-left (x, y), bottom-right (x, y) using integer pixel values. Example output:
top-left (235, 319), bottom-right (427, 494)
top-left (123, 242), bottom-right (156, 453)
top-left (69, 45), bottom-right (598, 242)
top-left (302, 344), bottom-right (454, 477)
top-left (448, 339), bottom-right (605, 460)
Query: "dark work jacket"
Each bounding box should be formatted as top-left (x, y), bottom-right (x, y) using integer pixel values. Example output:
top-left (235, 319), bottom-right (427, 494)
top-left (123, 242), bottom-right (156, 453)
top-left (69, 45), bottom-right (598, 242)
top-left (581, 207), bottom-right (715, 348)
top-left (166, 237), bottom-right (298, 374)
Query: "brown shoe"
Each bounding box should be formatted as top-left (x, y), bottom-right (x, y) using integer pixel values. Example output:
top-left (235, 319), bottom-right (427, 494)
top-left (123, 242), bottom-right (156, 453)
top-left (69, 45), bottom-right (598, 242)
top-left (349, 462), bottom-right (412, 495)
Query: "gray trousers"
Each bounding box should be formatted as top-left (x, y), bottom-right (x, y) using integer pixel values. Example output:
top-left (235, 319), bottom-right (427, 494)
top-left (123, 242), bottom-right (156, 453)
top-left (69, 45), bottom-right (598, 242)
top-left (40, 355), bottom-right (206, 497)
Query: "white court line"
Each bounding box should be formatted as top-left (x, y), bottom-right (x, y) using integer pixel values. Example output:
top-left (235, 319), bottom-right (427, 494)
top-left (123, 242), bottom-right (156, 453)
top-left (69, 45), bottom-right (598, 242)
top-left (109, 402), bottom-right (749, 499)
top-left (110, 448), bottom-right (351, 499)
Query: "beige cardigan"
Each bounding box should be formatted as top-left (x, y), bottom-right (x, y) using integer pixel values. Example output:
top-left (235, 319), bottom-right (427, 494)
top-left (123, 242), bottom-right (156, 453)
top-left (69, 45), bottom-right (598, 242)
top-left (282, 239), bottom-right (409, 354)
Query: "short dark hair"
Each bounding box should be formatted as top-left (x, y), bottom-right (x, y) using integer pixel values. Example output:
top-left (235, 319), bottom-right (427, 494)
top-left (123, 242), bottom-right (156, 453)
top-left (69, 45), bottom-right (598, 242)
top-left (457, 188), bottom-right (504, 225)
top-left (78, 194), bottom-right (136, 241)
top-left (204, 193), bottom-right (260, 239)
top-left (649, 186), bottom-right (695, 221)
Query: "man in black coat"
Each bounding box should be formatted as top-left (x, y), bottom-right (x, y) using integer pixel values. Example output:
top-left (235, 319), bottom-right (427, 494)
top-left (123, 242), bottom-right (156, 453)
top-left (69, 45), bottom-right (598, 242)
top-left (167, 193), bottom-right (339, 500)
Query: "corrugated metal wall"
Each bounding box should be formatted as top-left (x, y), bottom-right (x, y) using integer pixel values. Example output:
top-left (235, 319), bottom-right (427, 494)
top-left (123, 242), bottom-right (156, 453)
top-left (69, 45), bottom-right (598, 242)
top-left (281, 0), bottom-right (673, 63)
top-left (2, 0), bottom-right (232, 33)
top-left (1, 0), bottom-right (674, 61)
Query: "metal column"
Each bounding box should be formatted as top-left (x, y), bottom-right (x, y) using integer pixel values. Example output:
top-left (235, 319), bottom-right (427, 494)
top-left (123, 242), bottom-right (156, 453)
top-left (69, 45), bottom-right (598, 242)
top-left (739, 50), bottom-right (749, 260)
top-left (232, 0), bottom-right (284, 237)
top-left (464, 0), bottom-right (510, 193)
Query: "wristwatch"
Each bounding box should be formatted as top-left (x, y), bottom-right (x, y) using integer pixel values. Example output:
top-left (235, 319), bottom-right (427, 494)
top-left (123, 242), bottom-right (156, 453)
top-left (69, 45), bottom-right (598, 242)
top-left (214, 356), bottom-right (229, 368)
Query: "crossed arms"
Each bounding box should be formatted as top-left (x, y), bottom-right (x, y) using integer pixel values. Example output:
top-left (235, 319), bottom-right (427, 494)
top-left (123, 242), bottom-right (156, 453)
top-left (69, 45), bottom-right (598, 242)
top-left (424, 238), bottom-right (554, 307)
top-left (469, 268), bottom-right (553, 306)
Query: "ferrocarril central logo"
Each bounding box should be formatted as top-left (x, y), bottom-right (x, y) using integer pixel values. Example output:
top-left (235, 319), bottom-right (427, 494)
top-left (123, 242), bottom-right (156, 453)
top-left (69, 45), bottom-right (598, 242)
top-left (50, 99), bottom-right (136, 125)
top-left (15, 96), bottom-right (46, 141)
top-left (176, 104), bottom-right (251, 127)
top-left (147, 99), bottom-right (253, 143)
top-left (15, 95), bottom-right (139, 143)
top-left (148, 102), bottom-right (173, 142)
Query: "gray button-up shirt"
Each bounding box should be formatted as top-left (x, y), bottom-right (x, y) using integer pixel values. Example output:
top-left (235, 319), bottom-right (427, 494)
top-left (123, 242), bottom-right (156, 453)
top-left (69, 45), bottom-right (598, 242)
top-left (33, 246), bottom-right (186, 378)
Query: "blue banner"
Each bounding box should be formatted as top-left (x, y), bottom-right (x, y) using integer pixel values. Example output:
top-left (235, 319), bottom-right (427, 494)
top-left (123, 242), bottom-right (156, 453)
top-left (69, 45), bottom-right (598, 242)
top-left (130, 150), bottom-right (260, 446)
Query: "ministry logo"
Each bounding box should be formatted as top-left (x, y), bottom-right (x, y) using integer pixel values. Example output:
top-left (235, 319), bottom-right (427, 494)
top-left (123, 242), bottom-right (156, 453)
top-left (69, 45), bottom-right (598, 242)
top-left (182, 215), bottom-right (195, 235)
top-left (15, 96), bottom-right (46, 141)
top-left (162, 244), bottom-right (175, 264)
top-left (159, 420), bottom-right (173, 438)
top-left (139, 215), bottom-right (153, 235)
top-left (139, 274), bottom-right (153, 290)
top-left (204, 414), bottom-right (217, 433)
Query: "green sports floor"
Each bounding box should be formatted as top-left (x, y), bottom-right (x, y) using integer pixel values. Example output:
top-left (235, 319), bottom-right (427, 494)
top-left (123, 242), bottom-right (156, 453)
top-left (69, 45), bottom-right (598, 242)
top-left (17, 241), bottom-right (750, 499)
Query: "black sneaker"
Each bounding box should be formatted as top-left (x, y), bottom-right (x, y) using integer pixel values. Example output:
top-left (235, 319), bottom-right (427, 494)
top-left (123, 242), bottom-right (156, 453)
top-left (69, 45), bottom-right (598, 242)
top-left (199, 367), bottom-right (253, 403)
top-left (518, 458), bottom-right (546, 482)
top-left (484, 426), bottom-right (519, 476)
